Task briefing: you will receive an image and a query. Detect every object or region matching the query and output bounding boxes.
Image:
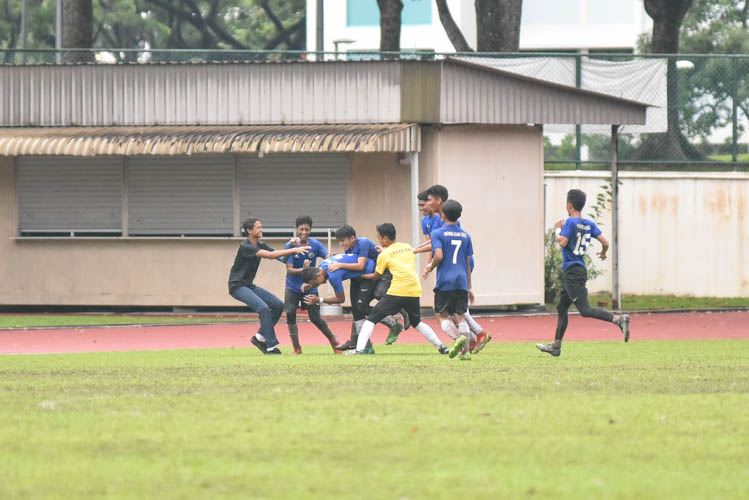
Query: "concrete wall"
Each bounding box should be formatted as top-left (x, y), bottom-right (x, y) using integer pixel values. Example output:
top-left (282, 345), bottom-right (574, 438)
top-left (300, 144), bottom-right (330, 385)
top-left (424, 125), bottom-right (546, 306)
top-left (544, 171), bottom-right (749, 297)
top-left (0, 154), bottom-right (408, 307)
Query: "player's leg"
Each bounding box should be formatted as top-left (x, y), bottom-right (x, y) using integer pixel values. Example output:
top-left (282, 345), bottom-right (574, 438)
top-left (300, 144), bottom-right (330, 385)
top-left (564, 265), bottom-right (630, 340)
top-left (335, 279), bottom-right (362, 351)
top-left (230, 285), bottom-right (282, 354)
top-left (536, 282), bottom-right (572, 357)
top-left (405, 297), bottom-right (449, 354)
top-left (284, 289), bottom-right (303, 354)
top-left (307, 296), bottom-right (342, 353)
top-left (435, 291), bottom-right (460, 340)
top-left (465, 309), bottom-right (492, 354)
top-left (350, 296), bottom-right (396, 354)
top-left (451, 291), bottom-right (472, 359)
top-left (375, 270), bottom-right (410, 334)
top-left (251, 286), bottom-right (284, 350)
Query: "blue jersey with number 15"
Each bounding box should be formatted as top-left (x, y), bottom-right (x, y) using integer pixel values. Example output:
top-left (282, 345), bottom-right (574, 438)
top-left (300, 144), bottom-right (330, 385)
top-left (560, 217), bottom-right (601, 271)
top-left (431, 224), bottom-right (473, 292)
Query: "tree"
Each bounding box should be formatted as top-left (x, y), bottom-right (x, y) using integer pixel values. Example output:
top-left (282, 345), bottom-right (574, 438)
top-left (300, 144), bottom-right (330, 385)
top-left (676, 0), bottom-right (749, 147)
top-left (377, 0), bottom-right (402, 53)
top-left (476, 0), bottom-right (522, 52)
top-left (435, 0), bottom-right (523, 53)
top-left (0, 0), bottom-right (306, 56)
top-left (62, 0), bottom-right (93, 48)
top-left (435, 0), bottom-right (472, 52)
top-left (636, 0), bottom-right (699, 162)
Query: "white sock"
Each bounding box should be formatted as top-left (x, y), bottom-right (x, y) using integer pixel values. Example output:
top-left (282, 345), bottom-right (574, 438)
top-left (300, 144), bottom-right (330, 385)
top-left (440, 319), bottom-right (460, 340)
top-left (355, 320), bottom-right (376, 352)
top-left (465, 311), bottom-right (483, 335)
top-left (415, 322), bottom-right (444, 349)
top-left (255, 333), bottom-right (266, 342)
top-left (458, 321), bottom-right (471, 341)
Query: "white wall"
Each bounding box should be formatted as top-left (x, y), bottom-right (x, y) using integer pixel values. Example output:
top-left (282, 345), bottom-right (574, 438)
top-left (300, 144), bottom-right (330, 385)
top-left (545, 171), bottom-right (749, 298)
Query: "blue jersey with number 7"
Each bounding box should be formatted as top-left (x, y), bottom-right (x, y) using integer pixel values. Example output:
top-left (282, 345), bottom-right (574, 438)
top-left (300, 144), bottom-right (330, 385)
top-left (431, 224), bottom-right (473, 291)
top-left (560, 217), bottom-right (601, 271)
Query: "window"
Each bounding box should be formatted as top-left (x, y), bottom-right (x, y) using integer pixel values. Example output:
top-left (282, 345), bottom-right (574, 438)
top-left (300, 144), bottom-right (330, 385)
top-left (15, 154), bottom-right (348, 238)
top-left (347, 0), bottom-right (432, 27)
top-left (16, 157), bottom-right (123, 237)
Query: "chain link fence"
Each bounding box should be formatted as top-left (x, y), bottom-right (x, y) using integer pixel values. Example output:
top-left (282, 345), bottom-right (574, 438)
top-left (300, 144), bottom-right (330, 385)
top-left (2, 49), bottom-right (747, 169)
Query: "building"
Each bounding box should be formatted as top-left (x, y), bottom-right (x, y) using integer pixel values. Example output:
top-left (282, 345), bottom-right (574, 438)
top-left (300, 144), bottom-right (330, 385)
top-left (306, 0), bottom-right (653, 55)
top-left (0, 59), bottom-right (647, 308)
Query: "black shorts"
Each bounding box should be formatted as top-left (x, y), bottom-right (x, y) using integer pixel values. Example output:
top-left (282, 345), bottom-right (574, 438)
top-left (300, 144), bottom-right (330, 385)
top-left (561, 265), bottom-right (588, 304)
top-left (367, 295), bottom-right (421, 329)
top-left (284, 289), bottom-right (318, 312)
top-left (434, 289), bottom-right (469, 315)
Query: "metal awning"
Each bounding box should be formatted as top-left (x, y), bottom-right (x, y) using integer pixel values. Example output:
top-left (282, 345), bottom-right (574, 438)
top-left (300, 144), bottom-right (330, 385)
top-left (0, 124), bottom-right (421, 156)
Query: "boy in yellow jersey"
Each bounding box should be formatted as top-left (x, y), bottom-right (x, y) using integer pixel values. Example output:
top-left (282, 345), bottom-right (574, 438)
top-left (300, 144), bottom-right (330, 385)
top-left (347, 222), bottom-right (458, 356)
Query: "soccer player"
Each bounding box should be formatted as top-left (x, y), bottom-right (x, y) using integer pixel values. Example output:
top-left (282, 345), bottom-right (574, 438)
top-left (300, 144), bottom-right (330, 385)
top-left (282, 216), bottom-right (341, 354)
top-left (300, 253), bottom-right (378, 353)
top-left (422, 200), bottom-right (475, 360)
top-left (415, 185), bottom-right (491, 353)
top-left (347, 222), bottom-right (454, 356)
top-left (536, 189), bottom-right (631, 357)
top-left (228, 218), bottom-right (310, 355)
top-left (328, 224), bottom-right (404, 349)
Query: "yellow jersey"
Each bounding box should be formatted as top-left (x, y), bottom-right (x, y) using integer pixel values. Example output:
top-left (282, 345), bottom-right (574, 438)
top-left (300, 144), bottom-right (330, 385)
top-left (375, 242), bottom-right (422, 297)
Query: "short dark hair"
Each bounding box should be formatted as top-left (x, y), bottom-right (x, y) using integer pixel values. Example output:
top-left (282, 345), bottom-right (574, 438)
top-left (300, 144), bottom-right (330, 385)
top-left (335, 224), bottom-right (356, 240)
top-left (301, 267), bottom-right (320, 284)
top-left (376, 222), bottom-right (396, 241)
top-left (295, 215), bottom-right (313, 228)
top-left (442, 200), bottom-right (463, 222)
top-left (417, 190), bottom-right (429, 201)
top-left (241, 217), bottom-right (260, 235)
top-left (426, 184), bottom-right (449, 203)
top-left (567, 189), bottom-right (587, 211)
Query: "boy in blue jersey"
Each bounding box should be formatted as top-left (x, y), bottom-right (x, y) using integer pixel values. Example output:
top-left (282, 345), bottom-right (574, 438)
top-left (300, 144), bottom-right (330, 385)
top-left (300, 253), bottom-right (378, 353)
top-left (537, 189), bottom-right (631, 357)
top-left (327, 224), bottom-right (404, 350)
top-left (423, 200), bottom-right (475, 360)
top-left (415, 185), bottom-right (491, 354)
top-left (282, 216), bottom-right (341, 354)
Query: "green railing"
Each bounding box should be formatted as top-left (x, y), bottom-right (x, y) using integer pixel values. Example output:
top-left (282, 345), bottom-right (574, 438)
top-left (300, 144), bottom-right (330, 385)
top-left (2, 49), bottom-right (747, 169)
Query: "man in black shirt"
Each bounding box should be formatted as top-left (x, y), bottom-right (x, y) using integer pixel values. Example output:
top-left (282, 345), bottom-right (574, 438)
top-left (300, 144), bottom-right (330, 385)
top-left (229, 218), bottom-right (310, 354)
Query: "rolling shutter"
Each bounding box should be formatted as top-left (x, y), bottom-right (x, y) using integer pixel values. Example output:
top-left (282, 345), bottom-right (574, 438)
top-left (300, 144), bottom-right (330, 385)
top-left (16, 156), bottom-right (123, 233)
top-left (238, 154), bottom-right (347, 229)
top-left (127, 156), bottom-right (234, 235)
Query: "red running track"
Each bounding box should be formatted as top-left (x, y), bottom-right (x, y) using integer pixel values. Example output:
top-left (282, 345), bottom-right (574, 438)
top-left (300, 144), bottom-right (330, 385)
top-left (1, 311), bottom-right (747, 355)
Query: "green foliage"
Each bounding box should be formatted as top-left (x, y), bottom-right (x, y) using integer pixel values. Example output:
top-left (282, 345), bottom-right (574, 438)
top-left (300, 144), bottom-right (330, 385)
top-left (588, 291), bottom-right (749, 310)
top-left (639, 0), bottom-right (748, 141)
top-left (0, 0), bottom-right (306, 51)
top-left (1, 342), bottom-right (747, 498)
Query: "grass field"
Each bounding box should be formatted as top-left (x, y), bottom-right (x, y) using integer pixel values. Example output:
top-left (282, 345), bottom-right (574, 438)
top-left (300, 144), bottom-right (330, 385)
top-left (0, 314), bottom-right (250, 329)
top-left (2, 340), bottom-right (747, 499)
top-left (585, 293), bottom-right (749, 311)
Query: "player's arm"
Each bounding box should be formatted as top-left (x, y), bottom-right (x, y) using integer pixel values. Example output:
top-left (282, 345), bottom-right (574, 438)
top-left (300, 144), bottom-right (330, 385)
top-left (413, 235), bottom-right (433, 254)
top-left (327, 256), bottom-right (366, 272)
top-left (554, 219), bottom-right (569, 248)
top-left (467, 256), bottom-right (475, 304)
top-left (257, 245), bottom-right (310, 260)
top-left (304, 289), bottom-right (346, 305)
top-left (361, 271), bottom-right (381, 280)
top-left (422, 248), bottom-right (443, 279)
top-left (595, 234), bottom-right (610, 260)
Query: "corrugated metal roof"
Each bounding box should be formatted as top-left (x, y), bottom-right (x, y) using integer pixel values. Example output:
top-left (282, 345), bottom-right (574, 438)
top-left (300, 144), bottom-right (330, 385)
top-left (0, 124), bottom-right (420, 156)
top-left (0, 60), bottom-right (649, 128)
